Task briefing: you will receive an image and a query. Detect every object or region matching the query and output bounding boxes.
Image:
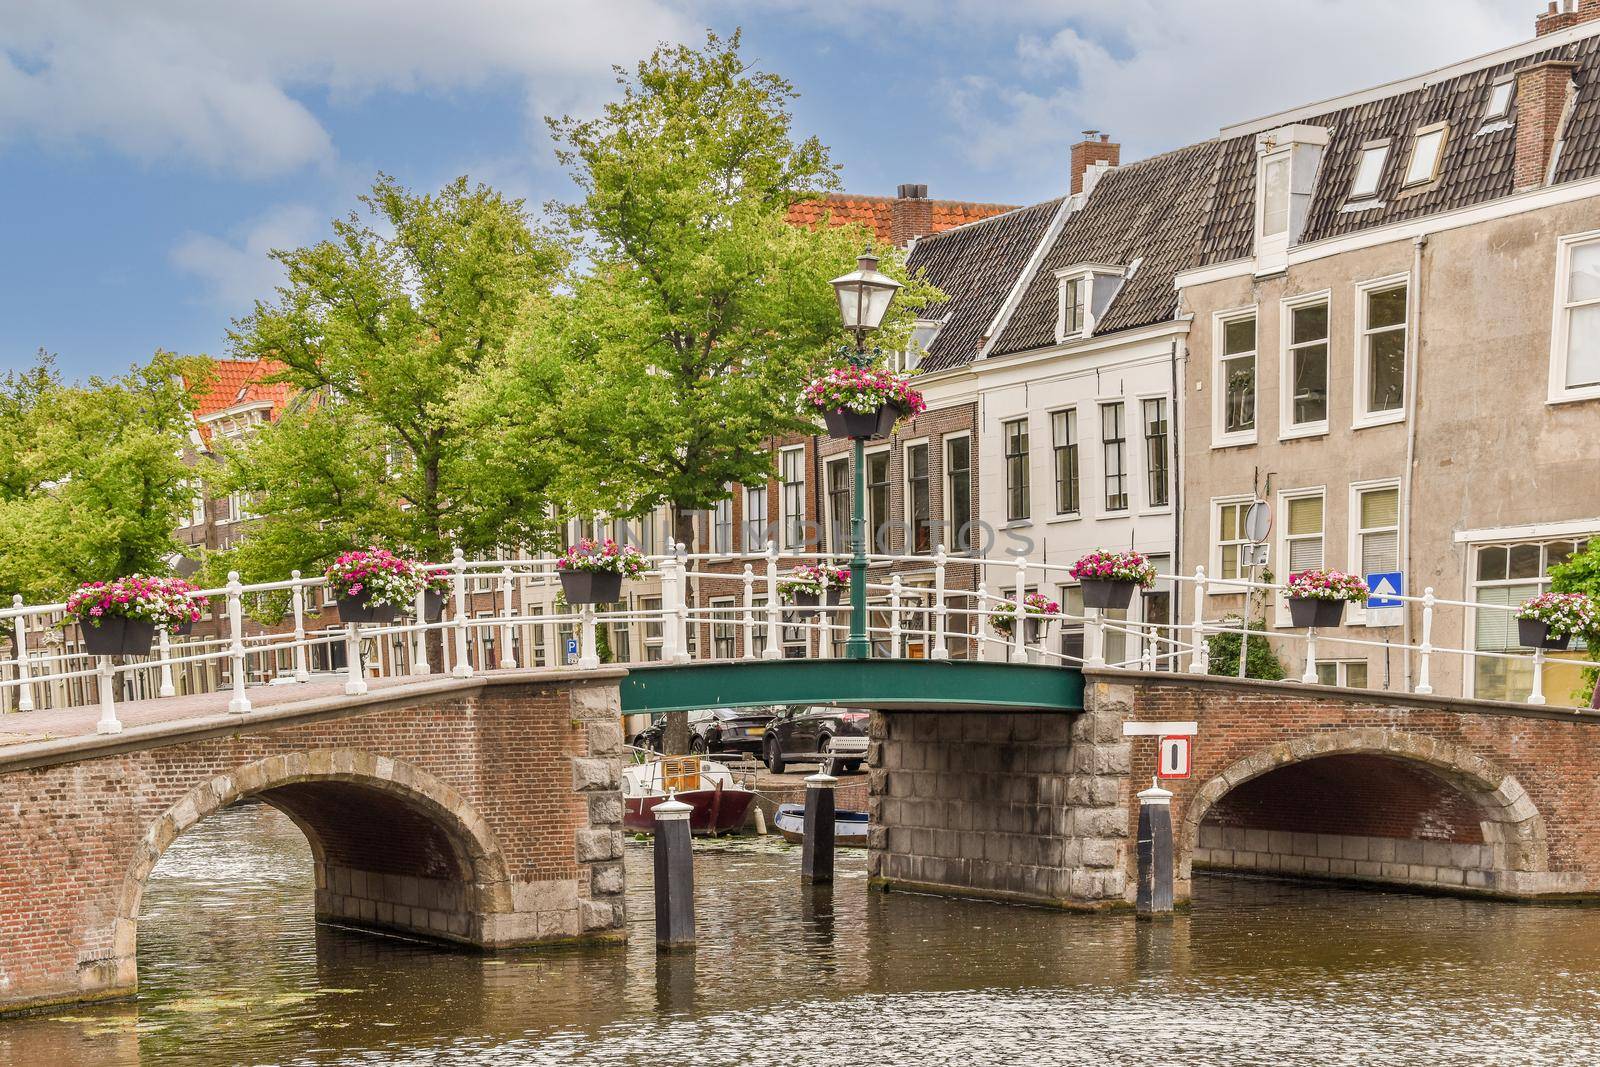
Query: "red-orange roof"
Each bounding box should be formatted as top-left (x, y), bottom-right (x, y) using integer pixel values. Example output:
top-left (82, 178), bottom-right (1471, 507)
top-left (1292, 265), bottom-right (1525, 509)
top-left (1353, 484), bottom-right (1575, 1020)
top-left (786, 193), bottom-right (1018, 243)
top-left (187, 358), bottom-right (295, 444)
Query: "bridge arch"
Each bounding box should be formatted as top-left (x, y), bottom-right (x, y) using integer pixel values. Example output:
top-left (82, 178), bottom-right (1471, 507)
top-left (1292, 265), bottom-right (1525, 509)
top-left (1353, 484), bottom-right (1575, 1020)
top-left (1180, 729), bottom-right (1549, 893)
top-left (116, 749), bottom-right (516, 957)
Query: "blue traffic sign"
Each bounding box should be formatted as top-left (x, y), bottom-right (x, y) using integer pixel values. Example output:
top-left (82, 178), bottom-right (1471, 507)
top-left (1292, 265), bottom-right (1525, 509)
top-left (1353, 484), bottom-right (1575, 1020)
top-left (1366, 572), bottom-right (1404, 609)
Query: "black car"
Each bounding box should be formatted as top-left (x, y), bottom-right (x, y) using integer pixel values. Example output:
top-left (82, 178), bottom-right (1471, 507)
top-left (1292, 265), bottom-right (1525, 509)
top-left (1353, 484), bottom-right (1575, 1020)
top-left (761, 705), bottom-right (871, 774)
top-left (630, 707), bottom-right (775, 757)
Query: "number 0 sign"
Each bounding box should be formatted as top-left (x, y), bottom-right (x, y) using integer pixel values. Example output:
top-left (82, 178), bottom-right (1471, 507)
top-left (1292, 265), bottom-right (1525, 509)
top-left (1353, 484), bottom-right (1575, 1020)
top-left (1157, 735), bottom-right (1191, 780)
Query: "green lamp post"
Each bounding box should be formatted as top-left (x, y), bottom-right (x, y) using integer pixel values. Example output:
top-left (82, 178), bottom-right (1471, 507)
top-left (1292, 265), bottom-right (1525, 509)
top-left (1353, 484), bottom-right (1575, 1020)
top-left (828, 251), bottom-right (903, 660)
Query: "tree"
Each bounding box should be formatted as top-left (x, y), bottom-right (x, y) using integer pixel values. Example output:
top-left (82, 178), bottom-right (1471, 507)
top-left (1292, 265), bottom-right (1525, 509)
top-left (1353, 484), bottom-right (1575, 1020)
top-left (1550, 547), bottom-right (1600, 706)
top-left (212, 174), bottom-right (568, 584)
top-left (0, 350), bottom-right (206, 607)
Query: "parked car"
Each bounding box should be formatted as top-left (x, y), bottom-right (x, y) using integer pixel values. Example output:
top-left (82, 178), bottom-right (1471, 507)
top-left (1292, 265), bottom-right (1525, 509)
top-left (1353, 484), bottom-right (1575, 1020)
top-left (630, 707), bottom-right (775, 757)
top-left (762, 705), bottom-right (870, 774)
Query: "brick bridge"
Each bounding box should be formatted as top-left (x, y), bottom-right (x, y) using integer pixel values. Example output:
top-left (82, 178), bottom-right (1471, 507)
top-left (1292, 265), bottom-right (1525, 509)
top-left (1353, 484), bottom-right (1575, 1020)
top-left (0, 670), bottom-right (629, 1015)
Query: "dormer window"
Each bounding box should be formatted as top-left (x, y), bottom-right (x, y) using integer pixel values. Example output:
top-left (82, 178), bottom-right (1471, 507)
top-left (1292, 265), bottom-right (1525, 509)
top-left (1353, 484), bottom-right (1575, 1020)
top-left (1054, 264), bottom-right (1125, 343)
top-left (898, 317), bottom-right (946, 372)
top-left (1254, 124), bottom-right (1329, 271)
top-left (1348, 140), bottom-right (1390, 201)
top-left (1402, 122), bottom-right (1448, 187)
top-left (1483, 78), bottom-right (1514, 123)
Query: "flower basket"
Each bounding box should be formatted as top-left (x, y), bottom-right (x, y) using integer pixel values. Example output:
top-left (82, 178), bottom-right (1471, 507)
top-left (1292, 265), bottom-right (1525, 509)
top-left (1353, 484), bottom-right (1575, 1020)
top-left (1071, 551), bottom-right (1157, 610)
top-left (1283, 570), bottom-right (1368, 628)
top-left (325, 548), bottom-right (424, 626)
top-left (420, 568), bottom-right (451, 622)
top-left (1288, 597), bottom-right (1345, 628)
top-left (991, 593), bottom-right (1060, 640)
top-left (556, 539), bottom-right (647, 604)
top-left (66, 575), bottom-right (202, 657)
top-left (805, 366), bottom-right (926, 441)
top-left (1515, 592), bottom-right (1596, 651)
top-left (339, 587), bottom-right (400, 625)
top-left (82, 616), bottom-right (159, 657)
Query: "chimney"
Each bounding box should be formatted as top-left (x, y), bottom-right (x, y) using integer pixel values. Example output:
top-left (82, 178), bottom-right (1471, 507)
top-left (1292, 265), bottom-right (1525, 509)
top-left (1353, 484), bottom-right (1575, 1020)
top-left (1536, 0), bottom-right (1600, 35)
top-left (1514, 59), bottom-right (1578, 188)
top-left (1070, 131), bottom-right (1120, 195)
top-left (890, 183), bottom-right (933, 247)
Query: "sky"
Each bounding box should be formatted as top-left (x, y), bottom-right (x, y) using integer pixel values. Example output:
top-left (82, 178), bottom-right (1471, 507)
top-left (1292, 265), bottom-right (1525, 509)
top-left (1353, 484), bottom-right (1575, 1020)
top-left (0, 0), bottom-right (1533, 380)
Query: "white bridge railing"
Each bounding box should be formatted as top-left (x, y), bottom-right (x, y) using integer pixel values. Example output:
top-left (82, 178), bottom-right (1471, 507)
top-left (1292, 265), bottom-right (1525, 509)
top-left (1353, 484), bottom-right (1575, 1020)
top-left (0, 543), bottom-right (1580, 734)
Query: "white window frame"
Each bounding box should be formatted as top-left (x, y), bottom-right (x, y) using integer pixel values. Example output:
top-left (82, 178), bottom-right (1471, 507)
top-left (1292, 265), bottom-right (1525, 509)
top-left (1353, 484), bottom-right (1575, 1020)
top-left (1549, 229), bottom-right (1600, 404)
top-left (1352, 274), bottom-right (1409, 429)
top-left (1273, 486), bottom-right (1326, 626)
top-left (943, 431), bottom-right (973, 555)
top-left (1279, 289), bottom-right (1332, 439)
top-left (1050, 408), bottom-right (1081, 518)
top-left (1100, 401), bottom-right (1129, 514)
top-left (1482, 78), bottom-right (1514, 124)
top-left (1056, 272), bottom-right (1086, 342)
top-left (1139, 393), bottom-right (1172, 514)
top-left (742, 483), bottom-right (768, 553)
top-left (864, 444), bottom-right (892, 555)
top-left (1347, 140), bottom-right (1389, 202)
top-left (902, 437), bottom-right (931, 557)
top-left (1401, 122), bottom-right (1449, 188)
top-left (1346, 478), bottom-right (1403, 626)
top-left (1315, 659), bottom-right (1370, 688)
top-left (824, 455), bottom-right (851, 556)
top-left (779, 446), bottom-right (806, 551)
top-left (711, 490), bottom-right (734, 556)
top-left (1212, 306), bottom-right (1259, 448)
top-left (1210, 495), bottom-right (1256, 590)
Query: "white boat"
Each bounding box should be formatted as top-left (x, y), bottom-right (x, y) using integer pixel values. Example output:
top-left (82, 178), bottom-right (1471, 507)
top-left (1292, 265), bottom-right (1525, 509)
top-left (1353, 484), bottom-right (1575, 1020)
top-left (773, 803), bottom-right (870, 846)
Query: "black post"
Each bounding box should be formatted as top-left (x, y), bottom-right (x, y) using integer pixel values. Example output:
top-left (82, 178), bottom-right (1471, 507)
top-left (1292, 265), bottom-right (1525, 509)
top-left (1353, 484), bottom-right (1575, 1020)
top-left (653, 796), bottom-right (695, 949)
top-left (801, 769), bottom-right (837, 884)
top-left (1136, 782), bottom-right (1174, 919)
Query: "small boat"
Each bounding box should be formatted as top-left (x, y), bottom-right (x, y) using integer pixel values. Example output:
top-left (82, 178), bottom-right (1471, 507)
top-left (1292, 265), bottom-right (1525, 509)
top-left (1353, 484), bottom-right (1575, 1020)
top-left (622, 755), bottom-right (756, 836)
top-left (773, 803), bottom-right (870, 847)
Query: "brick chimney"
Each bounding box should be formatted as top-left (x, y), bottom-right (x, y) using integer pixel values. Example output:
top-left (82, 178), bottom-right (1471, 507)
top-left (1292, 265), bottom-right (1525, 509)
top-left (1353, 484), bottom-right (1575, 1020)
top-left (890, 183), bottom-right (933, 247)
top-left (1536, 0), bottom-right (1600, 35)
top-left (1070, 131), bottom-right (1120, 195)
top-left (1514, 59), bottom-right (1577, 188)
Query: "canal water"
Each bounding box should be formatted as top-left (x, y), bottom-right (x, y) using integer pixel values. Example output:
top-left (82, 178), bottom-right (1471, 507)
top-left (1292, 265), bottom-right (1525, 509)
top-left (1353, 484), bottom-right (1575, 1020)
top-left (5, 801), bottom-right (1600, 1065)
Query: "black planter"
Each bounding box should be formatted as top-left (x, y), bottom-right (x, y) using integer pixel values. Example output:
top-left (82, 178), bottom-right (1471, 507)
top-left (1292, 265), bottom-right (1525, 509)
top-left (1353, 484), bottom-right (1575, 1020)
top-left (1518, 618), bottom-right (1572, 651)
top-left (1288, 597), bottom-right (1346, 628)
top-left (422, 589), bottom-right (448, 623)
top-left (560, 569), bottom-right (623, 605)
top-left (81, 616), bottom-right (157, 657)
top-left (338, 588), bottom-right (400, 625)
top-left (1080, 578), bottom-right (1136, 611)
top-left (1025, 617), bottom-right (1050, 644)
top-left (169, 619), bottom-right (194, 637)
top-left (821, 403), bottom-right (903, 441)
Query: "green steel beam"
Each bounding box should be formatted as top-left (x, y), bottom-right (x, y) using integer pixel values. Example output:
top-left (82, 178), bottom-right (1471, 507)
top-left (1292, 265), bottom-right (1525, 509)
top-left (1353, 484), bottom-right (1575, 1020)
top-left (619, 659), bottom-right (1084, 715)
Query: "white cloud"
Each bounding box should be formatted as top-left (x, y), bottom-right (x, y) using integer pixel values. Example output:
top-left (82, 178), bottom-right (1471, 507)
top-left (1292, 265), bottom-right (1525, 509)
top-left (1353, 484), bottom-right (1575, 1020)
top-left (0, 0), bottom-right (695, 177)
top-left (170, 203), bottom-right (323, 310)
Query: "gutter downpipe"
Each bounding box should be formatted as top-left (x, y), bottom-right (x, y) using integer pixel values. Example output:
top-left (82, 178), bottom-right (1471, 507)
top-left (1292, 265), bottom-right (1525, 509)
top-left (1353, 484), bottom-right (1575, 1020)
top-left (1170, 337), bottom-right (1184, 664)
top-left (1402, 234), bottom-right (1427, 693)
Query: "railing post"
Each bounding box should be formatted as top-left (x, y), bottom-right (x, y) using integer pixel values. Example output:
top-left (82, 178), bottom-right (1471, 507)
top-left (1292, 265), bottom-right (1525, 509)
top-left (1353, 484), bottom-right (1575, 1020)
top-left (661, 545), bottom-right (680, 663)
top-left (578, 605), bottom-right (600, 670)
top-left (975, 581), bottom-right (991, 661)
top-left (11, 595), bottom-right (34, 712)
top-left (762, 540), bottom-right (781, 661)
top-left (1012, 556), bottom-right (1028, 663)
top-left (95, 656), bottom-right (121, 734)
top-left (1188, 566), bottom-right (1210, 674)
top-left (157, 625), bottom-right (176, 698)
top-left (411, 583), bottom-right (430, 676)
top-left (930, 544), bottom-right (950, 661)
top-left (344, 622), bottom-right (366, 696)
top-left (498, 566), bottom-right (517, 669)
top-left (290, 570), bottom-right (310, 682)
top-left (451, 547), bottom-right (473, 678)
top-left (1301, 627), bottom-right (1319, 684)
top-left (1529, 647), bottom-right (1548, 706)
top-left (673, 542), bottom-right (691, 665)
top-left (889, 575), bottom-right (903, 659)
top-left (741, 564), bottom-right (756, 661)
top-left (1416, 588), bottom-right (1435, 695)
top-left (817, 601), bottom-right (832, 659)
top-left (1084, 604), bottom-right (1106, 668)
top-left (226, 571), bottom-right (252, 714)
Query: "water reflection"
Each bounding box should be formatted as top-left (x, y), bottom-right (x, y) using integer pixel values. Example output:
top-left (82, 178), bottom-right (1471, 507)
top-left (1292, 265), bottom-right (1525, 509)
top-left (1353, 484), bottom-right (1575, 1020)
top-left (3, 802), bottom-right (1600, 1065)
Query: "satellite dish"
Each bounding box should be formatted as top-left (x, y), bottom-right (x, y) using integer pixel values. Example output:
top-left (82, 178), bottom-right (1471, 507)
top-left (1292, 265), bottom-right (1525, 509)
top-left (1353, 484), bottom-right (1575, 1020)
top-left (1244, 500), bottom-right (1271, 544)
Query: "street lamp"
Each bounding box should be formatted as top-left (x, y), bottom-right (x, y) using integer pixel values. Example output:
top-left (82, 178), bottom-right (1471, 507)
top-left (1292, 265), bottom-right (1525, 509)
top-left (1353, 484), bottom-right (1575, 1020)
top-left (828, 250), bottom-right (902, 660)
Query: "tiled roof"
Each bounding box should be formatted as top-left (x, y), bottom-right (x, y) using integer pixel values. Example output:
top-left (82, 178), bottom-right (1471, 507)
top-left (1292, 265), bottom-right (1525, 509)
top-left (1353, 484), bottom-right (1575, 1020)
top-left (786, 193), bottom-right (1019, 244)
top-left (991, 140), bottom-right (1223, 356)
top-left (909, 199), bottom-right (1066, 373)
top-left (188, 358), bottom-right (294, 442)
top-left (1199, 32), bottom-right (1600, 265)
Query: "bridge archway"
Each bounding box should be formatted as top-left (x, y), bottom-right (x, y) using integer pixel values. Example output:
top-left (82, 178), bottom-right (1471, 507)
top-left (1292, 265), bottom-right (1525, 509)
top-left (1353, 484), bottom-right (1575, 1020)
top-left (116, 750), bottom-right (516, 960)
top-left (1180, 730), bottom-right (1549, 895)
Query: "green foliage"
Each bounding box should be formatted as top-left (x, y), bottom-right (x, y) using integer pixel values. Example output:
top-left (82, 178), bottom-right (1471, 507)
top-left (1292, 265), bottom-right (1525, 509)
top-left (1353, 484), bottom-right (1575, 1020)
top-left (212, 174), bottom-right (568, 585)
top-left (0, 350), bottom-right (206, 604)
top-left (1206, 616), bottom-right (1288, 681)
top-left (1550, 546), bottom-right (1600, 704)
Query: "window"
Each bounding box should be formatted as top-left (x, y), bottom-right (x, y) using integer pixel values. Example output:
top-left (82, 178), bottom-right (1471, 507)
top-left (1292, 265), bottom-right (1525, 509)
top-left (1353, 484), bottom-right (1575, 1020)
top-left (1315, 660), bottom-right (1369, 688)
top-left (867, 450), bottom-right (891, 553)
top-left (1143, 554), bottom-right (1174, 669)
top-left (1472, 538), bottom-right (1590, 703)
top-left (906, 443), bottom-right (931, 555)
top-left (1142, 398), bottom-right (1168, 508)
top-left (220, 492), bottom-right (242, 524)
top-left (743, 484), bottom-right (768, 551)
top-left (632, 510), bottom-right (659, 557)
top-left (1051, 409), bottom-right (1079, 515)
top-left (779, 447), bottom-right (805, 550)
top-left (1261, 154), bottom-right (1290, 237)
top-left (1402, 123), bottom-right (1447, 187)
top-left (826, 458), bottom-right (850, 554)
top-left (1283, 492), bottom-right (1325, 574)
top-left (1059, 276), bottom-right (1085, 338)
top-left (188, 482), bottom-right (207, 528)
top-left (1483, 79), bottom-right (1514, 123)
top-left (1355, 485), bottom-right (1400, 576)
top-left (1217, 313), bottom-right (1257, 441)
top-left (710, 597), bottom-right (737, 659)
top-left (711, 494), bottom-right (734, 554)
top-left (1349, 142), bottom-right (1389, 200)
top-left (1054, 266), bottom-right (1125, 342)
top-left (1101, 403), bottom-right (1128, 512)
top-left (1215, 499), bottom-right (1253, 582)
top-left (640, 597), bottom-right (663, 662)
top-left (945, 435), bottom-right (972, 552)
top-left (1358, 282), bottom-right (1407, 420)
top-left (1286, 299), bottom-right (1330, 430)
top-left (1553, 231), bottom-right (1600, 398)
top-left (1003, 418), bottom-right (1029, 522)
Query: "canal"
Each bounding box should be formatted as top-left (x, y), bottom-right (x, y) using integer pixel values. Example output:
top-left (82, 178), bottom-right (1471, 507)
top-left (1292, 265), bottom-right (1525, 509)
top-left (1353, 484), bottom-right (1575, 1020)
top-left (4, 801), bottom-right (1600, 1065)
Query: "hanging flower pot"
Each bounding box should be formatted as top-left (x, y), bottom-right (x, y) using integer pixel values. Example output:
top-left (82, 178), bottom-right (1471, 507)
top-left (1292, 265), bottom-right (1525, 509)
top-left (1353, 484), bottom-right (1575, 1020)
top-left (420, 568), bottom-right (451, 622)
top-left (1515, 592), bottom-right (1595, 651)
top-left (556, 539), bottom-right (647, 605)
top-left (1288, 597), bottom-right (1346, 628)
top-left (65, 575), bottom-right (202, 657)
top-left (1283, 570), bottom-right (1368, 629)
top-left (991, 593), bottom-right (1060, 642)
top-left (780, 563), bottom-right (849, 620)
top-left (1072, 550), bottom-right (1158, 610)
top-left (82, 616), bottom-right (159, 657)
top-left (325, 548), bottom-right (424, 626)
top-left (1517, 618), bottom-right (1571, 651)
top-left (805, 365), bottom-right (926, 441)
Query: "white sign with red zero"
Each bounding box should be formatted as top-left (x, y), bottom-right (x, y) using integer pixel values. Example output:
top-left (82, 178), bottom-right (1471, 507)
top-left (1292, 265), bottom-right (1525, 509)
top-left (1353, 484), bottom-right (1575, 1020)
top-left (1157, 735), bottom-right (1191, 779)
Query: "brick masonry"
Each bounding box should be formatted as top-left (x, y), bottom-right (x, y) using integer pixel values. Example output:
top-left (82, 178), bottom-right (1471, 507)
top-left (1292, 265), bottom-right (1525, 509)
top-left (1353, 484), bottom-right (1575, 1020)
top-left (0, 672), bottom-right (628, 1015)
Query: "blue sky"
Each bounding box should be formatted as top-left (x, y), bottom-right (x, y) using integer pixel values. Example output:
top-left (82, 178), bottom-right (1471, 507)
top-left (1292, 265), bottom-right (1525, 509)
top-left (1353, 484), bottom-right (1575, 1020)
top-left (1, 1), bottom-right (1531, 380)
